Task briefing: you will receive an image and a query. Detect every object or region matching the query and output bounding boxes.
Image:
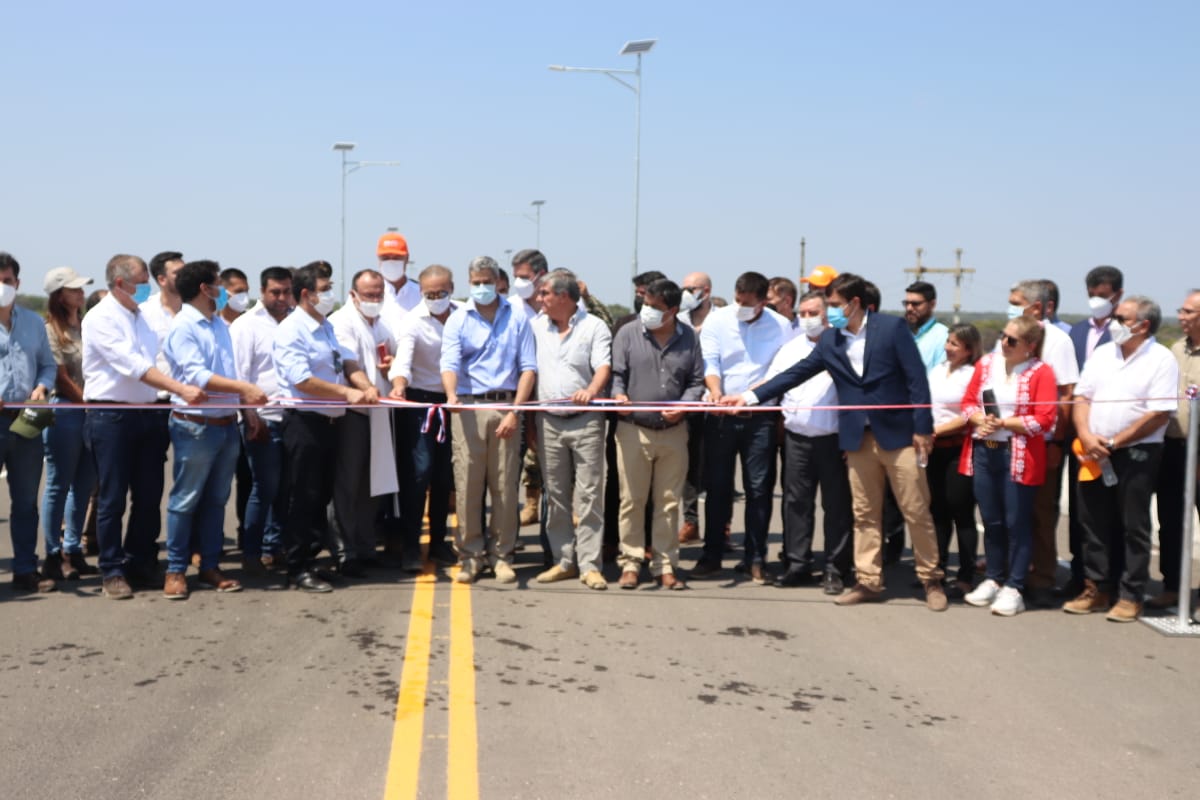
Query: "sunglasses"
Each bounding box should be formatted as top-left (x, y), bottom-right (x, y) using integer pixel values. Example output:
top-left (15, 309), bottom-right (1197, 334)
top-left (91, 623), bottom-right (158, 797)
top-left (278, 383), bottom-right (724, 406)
top-left (1002, 334), bottom-right (1021, 348)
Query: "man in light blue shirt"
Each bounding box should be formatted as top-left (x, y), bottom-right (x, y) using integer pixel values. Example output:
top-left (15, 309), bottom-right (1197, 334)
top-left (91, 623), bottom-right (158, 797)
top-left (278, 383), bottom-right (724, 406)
top-left (441, 256), bottom-right (536, 584)
top-left (691, 271), bottom-right (792, 582)
top-left (0, 252), bottom-right (58, 592)
top-left (273, 261), bottom-right (377, 593)
top-left (162, 260), bottom-right (268, 600)
top-left (905, 281), bottom-right (949, 370)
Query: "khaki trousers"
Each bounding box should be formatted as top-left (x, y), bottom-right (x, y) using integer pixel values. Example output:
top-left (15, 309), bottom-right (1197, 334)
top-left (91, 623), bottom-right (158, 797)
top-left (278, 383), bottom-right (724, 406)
top-left (1028, 446), bottom-right (1065, 589)
top-left (615, 421), bottom-right (687, 576)
top-left (844, 431), bottom-right (943, 590)
top-left (450, 404), bottom-right (521, 567)
top-left (536, 413), bottom-right (606, 574)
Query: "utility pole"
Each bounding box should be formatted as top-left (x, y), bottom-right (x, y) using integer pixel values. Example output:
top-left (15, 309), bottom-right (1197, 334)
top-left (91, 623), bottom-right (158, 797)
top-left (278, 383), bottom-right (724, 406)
top-left (903, 247), bottom-right (974, 323)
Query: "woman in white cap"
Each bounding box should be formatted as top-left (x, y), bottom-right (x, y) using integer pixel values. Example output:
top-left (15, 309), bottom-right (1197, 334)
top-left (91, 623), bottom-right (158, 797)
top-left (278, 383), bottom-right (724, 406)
top-left (40, 266), bottom-right (99, 581)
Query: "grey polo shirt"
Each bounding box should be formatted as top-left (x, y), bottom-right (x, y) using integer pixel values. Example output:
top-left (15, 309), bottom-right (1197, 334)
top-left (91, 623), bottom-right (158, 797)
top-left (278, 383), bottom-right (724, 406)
top-left (611, 319), bottom-right (704, 429)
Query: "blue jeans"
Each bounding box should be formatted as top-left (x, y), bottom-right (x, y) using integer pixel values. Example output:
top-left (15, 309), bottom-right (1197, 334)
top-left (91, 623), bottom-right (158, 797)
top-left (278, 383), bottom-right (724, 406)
top-left (84, 408), bottom-right (170, 579)
top-left (972, 442), bottom-right (1036, 590)
top-left (166, 415), bottom-right (240, 574)
top-left (702, 413), bottom-right (777, 565)
top-left (1, 426), bottom-right (46, 575)
top-left (396, 398), bottom-right (453, 554)
top-left (242, 418), bottom-right (284, 558)
top-left (41, 405), bottom-right (98, 556)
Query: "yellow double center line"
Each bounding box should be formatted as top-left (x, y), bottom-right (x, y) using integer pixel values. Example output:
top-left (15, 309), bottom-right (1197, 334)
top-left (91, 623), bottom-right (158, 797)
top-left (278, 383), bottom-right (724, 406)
top-left (383, 568), bottom-right (479, 799)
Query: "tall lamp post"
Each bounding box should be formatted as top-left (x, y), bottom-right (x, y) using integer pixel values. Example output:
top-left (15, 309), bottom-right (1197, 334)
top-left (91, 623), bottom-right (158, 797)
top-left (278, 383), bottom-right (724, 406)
top-left (332, 141), bottom-right (402, 292)
top-left (550, 38), bottom-right (657, 301)
top-left (503, 199), bottom-right (547, 247)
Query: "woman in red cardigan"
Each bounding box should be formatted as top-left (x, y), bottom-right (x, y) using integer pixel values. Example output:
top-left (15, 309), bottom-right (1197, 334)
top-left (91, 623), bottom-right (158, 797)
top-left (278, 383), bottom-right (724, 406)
top-left (959, 315), bottom-right (1058, 616)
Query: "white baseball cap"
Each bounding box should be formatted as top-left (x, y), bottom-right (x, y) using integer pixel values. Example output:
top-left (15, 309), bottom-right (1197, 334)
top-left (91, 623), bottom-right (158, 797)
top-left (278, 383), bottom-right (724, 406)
top-left (43, 266), bottom-right (93, 294)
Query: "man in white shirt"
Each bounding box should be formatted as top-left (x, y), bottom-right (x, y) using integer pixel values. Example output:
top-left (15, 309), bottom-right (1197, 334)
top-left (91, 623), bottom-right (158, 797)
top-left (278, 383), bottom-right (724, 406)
top-left (329, 269), bottom-right (397, 576)
top-left (691, 272), bottom-right (793, 583)
top-left (675, 271), bottom-right (714, 546)
top-left (230, 266), bottom-right (293, 574)
top-left (530, 270), bottom-right (612, 590)
top-left (508, 250), bottom-right (548, 526)
top-left (768, 291), bottom-right (852, 593)
top-left (390, 264), bottom-right (458, 571)
top-left (82, 254), bottom-right (207, 599)
top-left (377, 231), bottom-right (422, 335)
top-left (141, 251), bottom-right (185, 376)
top-left (1065, 296), bottom-right (1179, 622)
top-left (1006, 279), bottom-right (1080, 604)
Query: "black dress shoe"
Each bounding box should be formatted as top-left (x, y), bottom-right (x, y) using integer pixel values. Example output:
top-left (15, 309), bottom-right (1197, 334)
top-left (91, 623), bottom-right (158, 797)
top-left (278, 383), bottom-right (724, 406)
top-left (427, 544), bottom-right (458, 567)
top-left (774, 568), bottom-right (816, 588)
top-left (689, 558), bottom-right (723, 579)
top-left (822, 571), bottom-right (845, 596)
top-left (290, 572), bottom-right (333, 593)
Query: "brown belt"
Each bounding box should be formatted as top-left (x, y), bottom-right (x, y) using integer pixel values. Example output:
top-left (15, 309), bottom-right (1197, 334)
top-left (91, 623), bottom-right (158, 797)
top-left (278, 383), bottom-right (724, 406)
top-left (172, 411), bottom-right (237, 427)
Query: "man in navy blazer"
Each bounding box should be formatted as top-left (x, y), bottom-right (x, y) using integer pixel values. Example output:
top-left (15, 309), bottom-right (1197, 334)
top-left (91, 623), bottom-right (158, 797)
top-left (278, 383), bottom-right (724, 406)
top-left (1064, 265), bottom-right (1123, 596)
top-left (722, 272), bottom-right (948, 610)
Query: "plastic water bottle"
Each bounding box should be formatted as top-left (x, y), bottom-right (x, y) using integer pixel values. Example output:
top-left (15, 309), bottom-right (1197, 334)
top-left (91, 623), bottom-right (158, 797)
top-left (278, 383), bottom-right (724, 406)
top-left (1099, 458), bottom-right (1118, 487)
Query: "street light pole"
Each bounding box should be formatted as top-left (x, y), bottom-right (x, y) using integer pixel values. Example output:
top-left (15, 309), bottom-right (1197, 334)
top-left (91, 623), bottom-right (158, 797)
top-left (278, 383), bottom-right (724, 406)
top-left (531, 200), bottom-right (545, 248)
top-left (331, 142), bottom-right (402, 292)
top-left (549, 38), bottom-right (657, 302)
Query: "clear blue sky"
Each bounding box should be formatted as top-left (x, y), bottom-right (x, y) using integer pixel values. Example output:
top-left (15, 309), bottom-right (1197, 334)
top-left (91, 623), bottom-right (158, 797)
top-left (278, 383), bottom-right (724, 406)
top-left (2, 1), bottom-right (1196, 314)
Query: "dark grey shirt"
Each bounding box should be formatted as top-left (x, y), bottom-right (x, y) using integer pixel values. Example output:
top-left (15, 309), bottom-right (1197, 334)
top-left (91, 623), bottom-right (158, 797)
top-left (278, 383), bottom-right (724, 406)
top-left (611, 320), bottom-right (704, 429)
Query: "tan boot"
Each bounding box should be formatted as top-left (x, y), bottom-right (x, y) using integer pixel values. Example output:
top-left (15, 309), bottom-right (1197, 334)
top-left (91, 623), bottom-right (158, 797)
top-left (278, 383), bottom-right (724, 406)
top-left (1063, 579), bottom-right (1110, 614)
top-left (519, 488), bottom-right (541, 526)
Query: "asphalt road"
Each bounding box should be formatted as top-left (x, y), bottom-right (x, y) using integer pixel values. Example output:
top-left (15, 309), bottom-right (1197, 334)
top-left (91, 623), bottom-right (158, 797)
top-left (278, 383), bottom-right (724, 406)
top-left (2, 472), bottom-right (1199, 799)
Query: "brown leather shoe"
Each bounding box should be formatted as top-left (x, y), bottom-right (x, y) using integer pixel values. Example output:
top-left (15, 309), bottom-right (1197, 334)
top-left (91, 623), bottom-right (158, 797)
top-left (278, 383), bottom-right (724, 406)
top-left (1063, 580), bottom-right (1110, 614)
top-left (658, 572), bottom-right (687, 591)
top-left (619, 570), bottom-right (640, 590)
top-left (678, 522), bottom-right (699, 543)
top-left (1106, 598), bottom-right (1142, 623)
top-left (163, 572), bottom-right (188, 600)
top-left (834, 583), bottom-right (883, 606)
top-left (1145, 591), bottom-right (1179, 610)
top-left (42, 553), bottom-right (73, 581)
top-left (12, 571), bottom-right (57, 593)
top-left (102, 575), bottom-right (133, 600)
top-left (198, 569), bottom-right (242, 593)
top-left (924, 580), bottom-right (949, 612)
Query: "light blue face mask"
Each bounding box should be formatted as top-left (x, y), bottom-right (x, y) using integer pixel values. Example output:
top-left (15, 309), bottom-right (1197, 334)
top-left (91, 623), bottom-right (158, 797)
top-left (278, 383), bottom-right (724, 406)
top-left (470, 283), bottom-right (497, 305)
top-left (214, 285), bottom-right (228, 312)
top-left (128, 281), bottom-right (153, 304)
top-left (827, 305), bottom-right (848, 329)
top-left (1007, 304), bottom-right (1026, 320)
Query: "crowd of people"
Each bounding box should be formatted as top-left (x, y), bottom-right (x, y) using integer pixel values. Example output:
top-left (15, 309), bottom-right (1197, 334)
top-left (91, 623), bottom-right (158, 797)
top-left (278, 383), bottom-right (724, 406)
top-left (1, 242), bottom-right (1197, 620)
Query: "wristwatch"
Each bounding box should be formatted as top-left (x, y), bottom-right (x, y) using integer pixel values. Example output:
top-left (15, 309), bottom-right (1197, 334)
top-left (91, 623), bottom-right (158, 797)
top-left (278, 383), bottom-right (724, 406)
top-left (1107, 437), bottom-right (1116, 450)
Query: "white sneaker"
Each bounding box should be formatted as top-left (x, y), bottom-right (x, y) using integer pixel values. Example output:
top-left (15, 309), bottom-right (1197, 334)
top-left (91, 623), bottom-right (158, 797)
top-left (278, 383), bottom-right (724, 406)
top-left (964, 579), bottom-right (1000, 607)
top-left (493, 560), bottom-right (517, 584)
top-left (990, 586), bottom-right (1025, 617)
top-left (454, 560), bottom-right (477, 584)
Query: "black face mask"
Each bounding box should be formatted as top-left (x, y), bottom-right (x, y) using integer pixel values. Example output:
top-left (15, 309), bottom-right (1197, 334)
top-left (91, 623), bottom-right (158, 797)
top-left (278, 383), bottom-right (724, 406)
top-left (633, 296), bottom-right (644, 313)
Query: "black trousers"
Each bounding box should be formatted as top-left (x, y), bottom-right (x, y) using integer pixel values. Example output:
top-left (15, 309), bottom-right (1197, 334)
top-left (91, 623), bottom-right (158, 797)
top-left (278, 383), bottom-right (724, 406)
top-left (703, 414), bottom-right (777, 565)
top-left (780, 430), bottom-right (852, 576)
top-left (281, 411), bottom-right (338, 576)
top-left (1078, 442), bottom-right (1162, 602)
top-left (1155, 437), bottom-right (1200, 592)
top-left (927, 443), bottom-right (978, 582)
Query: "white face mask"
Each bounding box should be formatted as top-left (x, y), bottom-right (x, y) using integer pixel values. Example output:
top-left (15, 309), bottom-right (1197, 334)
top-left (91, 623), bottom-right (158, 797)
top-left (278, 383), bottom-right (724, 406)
top-left (0, 282), bottom-right (16, 308)
top-left (679, 289), bottom-right (705, 313)
top-left (425, 296), bottom-right (451, 316)
top-left (800, 315), bottom-right (825, 338)
top-left (1007, 303), bottom-right (1026, 320)
top-left (356, 298), bottom-right (382, 319)
top-left (735, 303), bottom-right (759, 323)
top-left (639, 304), bottom-right (666, 330)
top-left (1088, 296), bottom-right (1114, 319)
top-left (1107, 318), bottom-right (1135, 346)
top-left (380, 260), bottom-right (407, 282)
top-left (314, 290), bottom-right (336, 316)
top-left (227, 292), bottom-right (250, 313)
top-left (511, 277), bottom-right (535, 300)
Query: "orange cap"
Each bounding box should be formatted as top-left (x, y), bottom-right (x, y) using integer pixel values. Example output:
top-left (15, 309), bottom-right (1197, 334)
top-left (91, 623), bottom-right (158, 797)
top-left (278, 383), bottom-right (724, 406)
top-left (377, 233), bottom-right (409, 257)
top-left (805, 264), bottom-right (838, 288)
top-left (1072, 438), bottom-right (1102, 482)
